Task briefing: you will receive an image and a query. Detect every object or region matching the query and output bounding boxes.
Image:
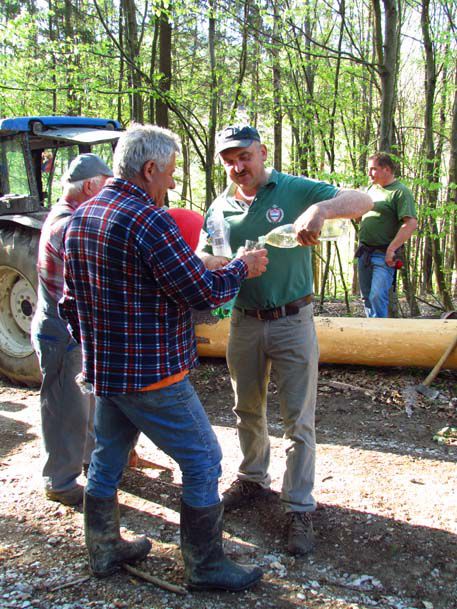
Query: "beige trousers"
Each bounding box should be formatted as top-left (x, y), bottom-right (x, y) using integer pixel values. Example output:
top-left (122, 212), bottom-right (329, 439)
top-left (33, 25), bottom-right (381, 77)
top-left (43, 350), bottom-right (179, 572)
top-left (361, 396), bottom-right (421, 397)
top-left (227, 304), bottom-right (318, 512)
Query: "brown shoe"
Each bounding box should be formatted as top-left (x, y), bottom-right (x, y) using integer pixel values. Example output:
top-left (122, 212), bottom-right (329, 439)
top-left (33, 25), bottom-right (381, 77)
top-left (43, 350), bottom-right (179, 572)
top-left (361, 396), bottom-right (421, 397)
top-left (222, 479), bottom-right (273, 511)
top-left (45, 485), bottom-right (84, 506)
top-left (287, 512), bottom-right (315, 555)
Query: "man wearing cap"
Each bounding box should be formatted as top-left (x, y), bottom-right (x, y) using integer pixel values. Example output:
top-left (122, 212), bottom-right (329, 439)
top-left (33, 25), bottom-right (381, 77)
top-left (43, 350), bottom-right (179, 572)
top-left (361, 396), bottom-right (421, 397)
top-left (31, 153), bottom-right (113, 506)
top-left (199, 125), bottom-right (373, 555)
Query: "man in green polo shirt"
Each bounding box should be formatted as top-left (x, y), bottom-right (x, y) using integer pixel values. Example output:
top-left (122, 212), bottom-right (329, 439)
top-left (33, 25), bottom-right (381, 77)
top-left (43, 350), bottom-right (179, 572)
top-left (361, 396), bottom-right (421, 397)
top-left (199, 125), bottom-right (372, 555)
top-left (357, 152), bottom-right (417, 318)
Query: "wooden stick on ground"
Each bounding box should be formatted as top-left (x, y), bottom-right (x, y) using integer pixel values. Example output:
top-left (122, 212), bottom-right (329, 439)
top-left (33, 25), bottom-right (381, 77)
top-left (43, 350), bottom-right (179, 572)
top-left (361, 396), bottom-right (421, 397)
top-left (318, 380), bottom-right (374, 396)
top-left (48, 575), bottom-right (91, 592)
top-left (122, 563), bottom-right (187, 595)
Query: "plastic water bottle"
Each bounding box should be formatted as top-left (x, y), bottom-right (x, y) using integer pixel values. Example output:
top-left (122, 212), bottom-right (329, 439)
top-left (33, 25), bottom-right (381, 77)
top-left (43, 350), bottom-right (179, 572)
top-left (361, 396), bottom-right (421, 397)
top-left (207, 207), bottom-right (232, 257)
top-left (258, 224), bottom-right (298, 248)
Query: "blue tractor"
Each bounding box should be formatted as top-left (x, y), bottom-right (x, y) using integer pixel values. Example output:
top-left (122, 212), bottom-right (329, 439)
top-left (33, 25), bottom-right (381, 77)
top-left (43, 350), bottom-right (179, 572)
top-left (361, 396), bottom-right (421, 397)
top-left (0, 116), bottom-right (122, 385)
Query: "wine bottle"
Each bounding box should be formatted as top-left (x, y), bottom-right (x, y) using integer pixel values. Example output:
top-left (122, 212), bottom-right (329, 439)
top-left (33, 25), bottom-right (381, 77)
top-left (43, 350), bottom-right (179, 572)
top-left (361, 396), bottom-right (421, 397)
top-left (258, 224), bottom-right (298, 248)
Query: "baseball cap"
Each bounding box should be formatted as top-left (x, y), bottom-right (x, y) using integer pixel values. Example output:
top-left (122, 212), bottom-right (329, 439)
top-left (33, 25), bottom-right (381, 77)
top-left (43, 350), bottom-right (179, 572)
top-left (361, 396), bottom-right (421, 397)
top-left (65, 153), bottom-right (113, 183)
top-left (215, 125), bottom-right (261, 155)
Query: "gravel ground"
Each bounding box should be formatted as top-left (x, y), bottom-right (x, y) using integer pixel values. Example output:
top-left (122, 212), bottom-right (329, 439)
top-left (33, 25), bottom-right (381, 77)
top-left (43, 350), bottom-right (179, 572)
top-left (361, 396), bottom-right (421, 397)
top-left (1, 356), bottom-right (456, 609)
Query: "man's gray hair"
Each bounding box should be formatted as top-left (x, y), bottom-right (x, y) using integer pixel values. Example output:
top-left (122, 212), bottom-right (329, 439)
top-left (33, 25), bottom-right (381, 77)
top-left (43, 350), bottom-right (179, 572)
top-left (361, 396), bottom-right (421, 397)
top-left (113, 123), bottom-right (181, 179)
top-left (62, 174), bottom-right (106, 198)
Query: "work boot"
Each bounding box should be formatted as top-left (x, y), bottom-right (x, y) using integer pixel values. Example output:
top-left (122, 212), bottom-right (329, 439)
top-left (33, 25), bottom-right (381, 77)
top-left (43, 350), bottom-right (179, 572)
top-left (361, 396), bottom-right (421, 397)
top-left (222, 479), bottom-right (274, 511)
top-left (180, 500), bottom-right (263, 592)
top-left (45, 485), bottom-right (84, 506)
top-left (84, 491), bottom-right (151, 577)
top-left (286, 512), bottom-right (315, 555)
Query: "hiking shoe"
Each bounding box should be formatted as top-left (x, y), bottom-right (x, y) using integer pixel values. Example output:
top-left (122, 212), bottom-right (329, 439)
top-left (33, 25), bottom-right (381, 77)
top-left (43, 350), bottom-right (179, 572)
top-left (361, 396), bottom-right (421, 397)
top-left (222, 479), bottom-right (272, 511)
top-left (287, 512), bottom-right (315, 555)
top-left (45, 485), bottom-right (84, 506)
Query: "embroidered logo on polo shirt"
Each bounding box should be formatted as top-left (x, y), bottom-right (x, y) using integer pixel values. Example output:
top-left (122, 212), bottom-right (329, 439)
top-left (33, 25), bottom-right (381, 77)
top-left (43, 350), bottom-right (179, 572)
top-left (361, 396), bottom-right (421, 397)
top-left (266, 205), bottom-right (284, 224)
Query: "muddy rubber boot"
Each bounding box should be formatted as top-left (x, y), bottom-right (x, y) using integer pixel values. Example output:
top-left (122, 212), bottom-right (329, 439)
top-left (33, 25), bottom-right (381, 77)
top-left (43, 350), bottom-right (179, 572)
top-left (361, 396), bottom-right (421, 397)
top-left (84, 491), bottom-right (151, 577)
top-left (180, 500), bottom-right (263, 592)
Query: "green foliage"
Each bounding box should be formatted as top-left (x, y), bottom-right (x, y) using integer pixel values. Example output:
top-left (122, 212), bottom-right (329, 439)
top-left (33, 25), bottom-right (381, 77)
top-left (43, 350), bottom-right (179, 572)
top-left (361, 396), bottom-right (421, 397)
top-left (1, 0), bottom-right (455, 301)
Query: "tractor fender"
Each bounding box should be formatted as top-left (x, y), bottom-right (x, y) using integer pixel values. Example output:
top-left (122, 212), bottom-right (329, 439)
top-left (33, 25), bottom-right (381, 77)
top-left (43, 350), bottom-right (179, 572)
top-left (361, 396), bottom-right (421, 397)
top-left (0, 211), bottom-right (49, 231)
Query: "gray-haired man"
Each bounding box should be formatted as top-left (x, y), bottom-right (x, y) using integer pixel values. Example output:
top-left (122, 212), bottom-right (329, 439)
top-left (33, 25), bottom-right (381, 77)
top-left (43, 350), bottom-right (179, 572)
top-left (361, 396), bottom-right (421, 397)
top-left (59, 124), bottom-right (267, 590)
top-left (31, 153), bottom-right (113, 506)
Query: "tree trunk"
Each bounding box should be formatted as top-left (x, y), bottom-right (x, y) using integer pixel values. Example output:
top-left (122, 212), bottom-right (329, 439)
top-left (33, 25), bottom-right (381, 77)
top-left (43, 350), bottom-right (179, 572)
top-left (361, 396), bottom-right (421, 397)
top-left (229, 0), bottom-right (249, 122)
top-left (181, 136), bottom-right (190, 205)
top-left (156, 5), bottom-right (171, 128)
top-left (148, 19), bottom-right (159, 123)
top-left (327, 0), bottom-right (346, 172)
top-left (447, 59), bottom-right (457, 295)
top-left (272, 0), bottom-right (282, 171)
top-left (64, 0), bottom-right (78, 114)
top-left (421, 0), bottom-right (453, 310)
top-left (47, 0), bottom-right (57, 113)
top-left (205, 0), bottom-right (217, 210)
top-left (372, 0), bottom-right (399, 151)
top-left (123, 0), bottom-right (144, 123)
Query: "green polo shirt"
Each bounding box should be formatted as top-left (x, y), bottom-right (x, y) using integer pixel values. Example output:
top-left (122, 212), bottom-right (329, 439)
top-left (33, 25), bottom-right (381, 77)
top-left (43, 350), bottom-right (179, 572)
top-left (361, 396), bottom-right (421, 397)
top-left (359, 180), bottom-right (416, 247)
top-left (203, 169), bottom-right (338, 309)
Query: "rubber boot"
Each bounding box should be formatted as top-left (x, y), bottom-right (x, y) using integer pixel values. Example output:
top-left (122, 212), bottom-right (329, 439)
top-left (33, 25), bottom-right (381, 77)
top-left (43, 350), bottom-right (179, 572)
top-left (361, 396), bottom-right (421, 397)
top-left (84, 491), bottom-right (151, 577)
top-left (180, 500), bottom-right (263, 591)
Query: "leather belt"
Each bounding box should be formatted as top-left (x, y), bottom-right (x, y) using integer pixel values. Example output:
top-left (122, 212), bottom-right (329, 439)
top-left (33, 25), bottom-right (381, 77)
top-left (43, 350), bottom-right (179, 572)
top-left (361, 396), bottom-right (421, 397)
top-left (235, 294), bottom-right (313, 321)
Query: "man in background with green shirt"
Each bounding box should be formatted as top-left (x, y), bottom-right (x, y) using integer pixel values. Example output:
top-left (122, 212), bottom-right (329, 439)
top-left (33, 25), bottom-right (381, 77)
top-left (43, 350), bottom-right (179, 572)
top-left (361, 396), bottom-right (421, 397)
top-left (199, 125), bottom-right (372, 555)
top-left (357, 152), bottom-right (417, 318)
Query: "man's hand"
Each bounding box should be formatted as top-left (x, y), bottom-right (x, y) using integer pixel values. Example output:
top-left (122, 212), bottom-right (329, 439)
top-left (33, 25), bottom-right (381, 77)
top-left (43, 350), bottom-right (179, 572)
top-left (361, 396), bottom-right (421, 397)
top-left (385, 217), bottom-right (417, 267)
top-left (200, 253), bottom-right (231, 270)
top-left (294, 205), bottom-right (325, 246)
top-left (238, 248), bottom-right (269, 279)
top-left (385, 247), bottom-right (396, 267)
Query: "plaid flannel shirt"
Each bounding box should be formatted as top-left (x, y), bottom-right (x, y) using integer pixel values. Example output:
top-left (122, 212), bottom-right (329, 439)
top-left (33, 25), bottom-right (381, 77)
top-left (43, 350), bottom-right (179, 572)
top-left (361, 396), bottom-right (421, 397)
top-left (36, 197), bottom-right (77, 313)
top-left (59, 179), bottom-right (246, 396)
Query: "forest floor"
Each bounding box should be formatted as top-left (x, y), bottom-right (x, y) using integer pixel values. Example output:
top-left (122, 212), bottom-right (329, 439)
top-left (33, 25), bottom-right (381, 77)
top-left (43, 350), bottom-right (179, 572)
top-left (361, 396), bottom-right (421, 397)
top-left (1, 301), bottom-right (456, 609)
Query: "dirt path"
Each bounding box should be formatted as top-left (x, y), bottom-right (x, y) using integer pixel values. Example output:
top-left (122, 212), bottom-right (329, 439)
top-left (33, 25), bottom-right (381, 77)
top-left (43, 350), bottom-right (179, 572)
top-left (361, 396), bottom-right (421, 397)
top-left (1, 361), bottom-right (456, 609)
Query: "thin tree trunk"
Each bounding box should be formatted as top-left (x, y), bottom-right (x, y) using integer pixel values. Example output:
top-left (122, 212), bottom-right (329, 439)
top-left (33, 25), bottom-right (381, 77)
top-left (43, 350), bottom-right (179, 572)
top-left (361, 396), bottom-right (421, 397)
top-left (229, 0), bottom-right (249, 122)
top-left (421, 0), bottom-right (453, 309)
top-left (148, 20), bottom-right (159, 123)
top-left (123, 0), bottom-right (144, 122)
top-left (48, 0), bottom-right (57, 113)
top-left (156, 5), bottom-right (171, 128)
top-left (372, 0), bottom-right (399, 151)
top-left (447, 58), bottom-right (457, 295)
top-left (272, 0), bottom-right (282, 171)
top-left (205, 0), bottom-right (217, 210)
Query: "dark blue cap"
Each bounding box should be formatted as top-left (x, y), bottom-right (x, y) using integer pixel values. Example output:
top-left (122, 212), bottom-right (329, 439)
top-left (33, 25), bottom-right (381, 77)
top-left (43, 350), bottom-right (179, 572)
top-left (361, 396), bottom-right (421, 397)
top-left (216, 125), bottom-right (261, 155)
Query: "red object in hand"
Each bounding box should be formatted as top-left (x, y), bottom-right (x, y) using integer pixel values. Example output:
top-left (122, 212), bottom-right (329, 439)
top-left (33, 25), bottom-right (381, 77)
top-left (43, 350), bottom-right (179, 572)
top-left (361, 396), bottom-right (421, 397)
top-left (394, 259), bottom-right (404, 269)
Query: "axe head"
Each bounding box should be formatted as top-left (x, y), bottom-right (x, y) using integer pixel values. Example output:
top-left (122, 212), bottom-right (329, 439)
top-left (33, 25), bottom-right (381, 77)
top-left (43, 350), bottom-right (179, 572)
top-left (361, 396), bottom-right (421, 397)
top-left (415, 384), bottom-right (440, 400)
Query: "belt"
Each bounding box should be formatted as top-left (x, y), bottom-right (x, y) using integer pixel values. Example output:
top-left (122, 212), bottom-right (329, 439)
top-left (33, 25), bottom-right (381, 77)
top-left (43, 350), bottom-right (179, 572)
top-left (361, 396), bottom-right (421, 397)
top-left (235, 294), bottom-right (313, 321)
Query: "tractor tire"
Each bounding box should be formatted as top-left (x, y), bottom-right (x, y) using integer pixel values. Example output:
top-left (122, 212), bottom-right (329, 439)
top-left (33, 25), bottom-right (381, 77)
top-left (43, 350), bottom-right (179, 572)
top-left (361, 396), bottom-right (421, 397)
top-left (0, 223), bottom-right (41, 386)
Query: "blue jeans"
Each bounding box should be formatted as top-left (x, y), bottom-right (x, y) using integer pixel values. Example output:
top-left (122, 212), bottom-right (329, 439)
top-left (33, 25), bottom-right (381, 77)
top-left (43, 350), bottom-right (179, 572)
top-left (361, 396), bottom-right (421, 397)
top-left (358, 252), bottom-right (395, 318)
top-left (86, 377), bottom-right (222, 508)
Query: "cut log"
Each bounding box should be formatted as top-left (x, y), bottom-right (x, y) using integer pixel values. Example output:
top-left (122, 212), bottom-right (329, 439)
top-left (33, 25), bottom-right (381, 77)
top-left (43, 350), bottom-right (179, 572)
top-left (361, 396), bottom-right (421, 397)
top-left (195, 316), bottom-right (457, 370)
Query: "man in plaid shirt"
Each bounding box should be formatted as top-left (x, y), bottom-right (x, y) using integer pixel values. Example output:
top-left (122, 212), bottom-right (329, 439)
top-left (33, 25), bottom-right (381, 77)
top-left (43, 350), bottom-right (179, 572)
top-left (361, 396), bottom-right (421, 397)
top-left (59, 124), bottom-right (268, 591)
top-left (32, 153), bottom-right (113, 507)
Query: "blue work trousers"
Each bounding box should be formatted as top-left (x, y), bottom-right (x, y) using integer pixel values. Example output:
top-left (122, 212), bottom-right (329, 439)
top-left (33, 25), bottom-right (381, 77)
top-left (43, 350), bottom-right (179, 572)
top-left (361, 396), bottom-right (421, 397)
top-left (358, 252), bottom-right (396, 318)
top-left (31, 312), bottom-right (95, 492)
top-left (86, 377), bottom-right (222, 508)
